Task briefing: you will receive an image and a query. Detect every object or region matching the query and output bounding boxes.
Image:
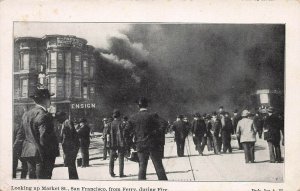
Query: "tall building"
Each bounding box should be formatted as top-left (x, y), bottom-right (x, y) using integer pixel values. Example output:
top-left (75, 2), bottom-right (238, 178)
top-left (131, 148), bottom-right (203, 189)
top-left (14, 35), bottom-right (100, 127)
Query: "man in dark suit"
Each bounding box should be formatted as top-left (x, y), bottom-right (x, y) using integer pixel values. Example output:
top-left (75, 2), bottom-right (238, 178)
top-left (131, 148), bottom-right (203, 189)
top-left (221, 112), bottom-right (234, 153)
top-left (17, 88), bottom-right (59, 179)
top-left (232, 109), bottom-right (242, 150)
top-left (77, 118), bottom-right (91, 167)
top-left (56, 112), bottom-right (80, 179)
top-left (173, 115), bottom-right (189, 157)
top-left (107, 109), bottom-right (127, 177)
top-left (125, 97), bottom-right (167, 180)
top-left (13, 120), bottom-right (28, 179)
top-left (102, 118), bottom-right (109, 160)
top-left (263, 107), bottom-right (284, 163)
top-left (210, 112), bottom-right (222, 154)
top-left (191, 113), bottom-right (207, 155)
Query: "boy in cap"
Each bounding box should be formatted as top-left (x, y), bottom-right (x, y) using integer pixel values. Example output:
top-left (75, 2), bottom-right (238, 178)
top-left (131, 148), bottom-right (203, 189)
top-left (17, 88), bottom-right (59, 179)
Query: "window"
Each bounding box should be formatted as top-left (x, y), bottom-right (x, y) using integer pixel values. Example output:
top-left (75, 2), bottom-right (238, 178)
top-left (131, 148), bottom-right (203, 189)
top-left (58, 53), bottom-right (63, 61)
top-left (20, 79), bottom-right (28, 98)
top-left (74, 54), bottom-right (81, 73)
top-left (57, 78), bottom-right (64, 97)
top-left (83, 60), bottom-right (89, 75)
top-left (50, 52), bottom-right (57, 69)
top-left (90, 86), bottom-right (95, 94)
top-left (20, 53), bottom-right (29, 70)
top-left (90, 65), bottom-right (94, 78)
top-left (74, 79), bottom-right (81, 97)
top-left (83, 86), bottom-right (88, 99)
top-left (49, 77), bottom-right (56, 97)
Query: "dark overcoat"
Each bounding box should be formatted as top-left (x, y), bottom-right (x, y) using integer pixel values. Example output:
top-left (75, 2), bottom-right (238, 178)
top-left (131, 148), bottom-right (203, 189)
top-left (108, 118), bottom-right (126, 149)
top-left (20, 106), bottom-right (59, 161)
top-left (125, 110), bottom-right (161, 152)
top-left (263, 114), bottom-right (283, 143)
top-left (172, 120), bottom-right (189, 142)
top-left (77, 124), bottom-right (90, 148)
top-left (61, 119), bottom-right (80, 166)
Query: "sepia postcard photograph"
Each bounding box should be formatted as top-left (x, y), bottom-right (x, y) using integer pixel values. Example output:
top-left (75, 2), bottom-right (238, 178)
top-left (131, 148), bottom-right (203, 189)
top-left (1, 1), bottom-right (300, 191)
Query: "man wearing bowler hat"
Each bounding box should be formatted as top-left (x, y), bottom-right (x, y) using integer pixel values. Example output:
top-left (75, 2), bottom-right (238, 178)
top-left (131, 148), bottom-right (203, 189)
top-left (173, 114), bottom-right (189, 157)
top-left (263, 107), bottom-right (284, 163)
top-left (125, 97), bottom-right (167, 180)
top-left (77, 118), bottom-right (91, 167)
top-left (17, 88), bottom-right (59, 179)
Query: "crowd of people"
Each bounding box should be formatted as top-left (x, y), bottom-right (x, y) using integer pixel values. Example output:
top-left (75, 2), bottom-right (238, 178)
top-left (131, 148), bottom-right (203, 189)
top-left (13, 88), bottom-right (284, 180)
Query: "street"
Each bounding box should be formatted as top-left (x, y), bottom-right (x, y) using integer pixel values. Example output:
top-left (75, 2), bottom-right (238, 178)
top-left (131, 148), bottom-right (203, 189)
top-left (41, 133), bottom-right (284, 182)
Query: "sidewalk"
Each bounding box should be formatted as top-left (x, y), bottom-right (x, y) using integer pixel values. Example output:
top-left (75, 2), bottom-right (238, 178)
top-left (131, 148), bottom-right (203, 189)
top-left (50, 133), bottom-right (284, 181)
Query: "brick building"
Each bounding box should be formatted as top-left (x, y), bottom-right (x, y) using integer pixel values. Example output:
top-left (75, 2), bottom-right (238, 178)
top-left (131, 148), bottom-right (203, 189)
top-left (14, 35), bottom-right (101, 128)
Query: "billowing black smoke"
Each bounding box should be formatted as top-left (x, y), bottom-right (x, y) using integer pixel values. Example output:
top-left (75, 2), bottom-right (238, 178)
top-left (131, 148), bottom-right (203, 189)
top-left (94, 24), bottom-right (284, 120)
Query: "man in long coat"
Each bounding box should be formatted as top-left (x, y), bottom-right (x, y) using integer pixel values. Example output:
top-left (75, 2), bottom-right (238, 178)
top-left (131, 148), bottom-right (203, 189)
top-left (221, 112), bottom-right (234, 153)
top-left (107, 109), bottom-right (127, 177)
top-left (263, 107), bottom-right (284, 163)
top-left (18, 88), bottom-right (59, 179)
top-left (125, 97), bottom-right (167, 180)
top-left (173, 115), bottom-right (189, 157)
top-left (191, 113), bottom-right (207, 155)
top-left (210, 112), bottom-right (222, 154)
top-left (77, 118), bottom-right (90, 167)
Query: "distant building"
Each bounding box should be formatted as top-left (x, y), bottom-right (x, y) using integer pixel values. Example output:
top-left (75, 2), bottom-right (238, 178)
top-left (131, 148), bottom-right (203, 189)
top-left (14, 35), bottom-right (100, 127)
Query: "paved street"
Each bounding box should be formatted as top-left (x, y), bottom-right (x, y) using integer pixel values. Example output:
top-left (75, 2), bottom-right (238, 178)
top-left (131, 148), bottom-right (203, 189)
top-left (16, 133), bottom-right (284, 181)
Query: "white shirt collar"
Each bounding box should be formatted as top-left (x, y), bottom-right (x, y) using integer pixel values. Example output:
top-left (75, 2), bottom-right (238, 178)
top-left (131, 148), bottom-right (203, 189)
top-left (36, 104), bottom-right (47, 112)
top-left (139, 108), bottom-right (148, 111)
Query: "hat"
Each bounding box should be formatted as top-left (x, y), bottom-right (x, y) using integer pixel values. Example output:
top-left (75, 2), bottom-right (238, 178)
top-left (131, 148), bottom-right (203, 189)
top-left (30, 88), bottom-right (54, 100)
top-left (137, 97), bottom-right (148, 108)
top-left (123, 116), bottom-right (128, 121)
top-left (73, 119), bottom-right (79, 124)
top-left (241, 110), bottom-right (249, 117)
top-left (233, 109), bottom-right (238, 113)
top-left (219, 106), bottom-right (224, 109)
top-left (205, 114), bottom-right (212, 119)
top-left (212, 112), bottom-right (217, 116)
top-left (177, 114), bottom-right (184, 119)
top-left (112, 109), bottom-right (121, 118)
top-left (267, 107), bottom-right (275, 113)
top-left (102, 118), bottom-right (108, 121)
top-left (194, 112), bottom-right (201, 117)
top-left (79, 118), bottom-right (87, 123)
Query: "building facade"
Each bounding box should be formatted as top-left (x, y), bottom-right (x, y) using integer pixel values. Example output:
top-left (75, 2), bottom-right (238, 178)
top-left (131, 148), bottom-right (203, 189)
top-left (14, 35), bottom-right (100, 128)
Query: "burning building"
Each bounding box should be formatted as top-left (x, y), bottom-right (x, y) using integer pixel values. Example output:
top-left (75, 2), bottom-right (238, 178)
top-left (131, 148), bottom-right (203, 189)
top-left (14, 35), bottom-right (101, 129)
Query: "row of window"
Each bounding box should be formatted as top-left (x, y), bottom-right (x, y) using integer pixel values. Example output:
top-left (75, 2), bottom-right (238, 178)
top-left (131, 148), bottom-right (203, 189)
top-left (17, 78), bottom-right (94, 99)
top-left (19, 52), bottom-right (95, 78)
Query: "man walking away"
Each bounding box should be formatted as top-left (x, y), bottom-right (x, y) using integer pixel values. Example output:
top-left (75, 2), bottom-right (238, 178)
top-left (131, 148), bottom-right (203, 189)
top-left (210, 112), bottom-right (222, 155)
top-left (236, 110), bottom-right (257, 163)
top-left (57, 112), bottom-right (80, 179)
top-left (107, 109), bottom-right (127, 177)
top-left (125, 97), bottom-right (167, 180)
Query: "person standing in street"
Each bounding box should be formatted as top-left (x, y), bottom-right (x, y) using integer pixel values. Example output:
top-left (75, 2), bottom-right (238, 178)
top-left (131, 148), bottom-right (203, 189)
top-left (172, 115), bottom-right (189, 157)
top-left (204, 114), bottom-right (214, 152)
top-left (77, 118), bottom-right (90, 167)
top-left (102, 118), bottom-right (110, 160)
top-left (253, 111), bottom-right (264, 139)
top-left (107, 109), bottom-right (127, 177)
top-left (232, 109), bottom-right (242, 150)
top-left (191, 113), bottom-right (207, 155)
top-left (56, 112), bottom-right (80, 179)
top-left (18, 88), bottom-right (59, 179)
top-left (210, 112), bottom-right (222, 155)
top-left (125, 97), bottom-right (168, 180)
top-left (13, 119), bottom-right (28, 179)
top-left (263, 107), bottom-right (284, 163)
top-left (221, 112), bottom-right (234, 153)
top-left (236, 110), bottom-right (257, 163)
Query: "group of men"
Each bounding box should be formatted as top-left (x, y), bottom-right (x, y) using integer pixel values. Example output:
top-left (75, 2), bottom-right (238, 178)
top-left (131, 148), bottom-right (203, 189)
top-left (13, 88), bottom-right (168, 180)
top-left (13, 88), bottom-right (284, 180)
top-left (171, 106), bottom-right (284, 164)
